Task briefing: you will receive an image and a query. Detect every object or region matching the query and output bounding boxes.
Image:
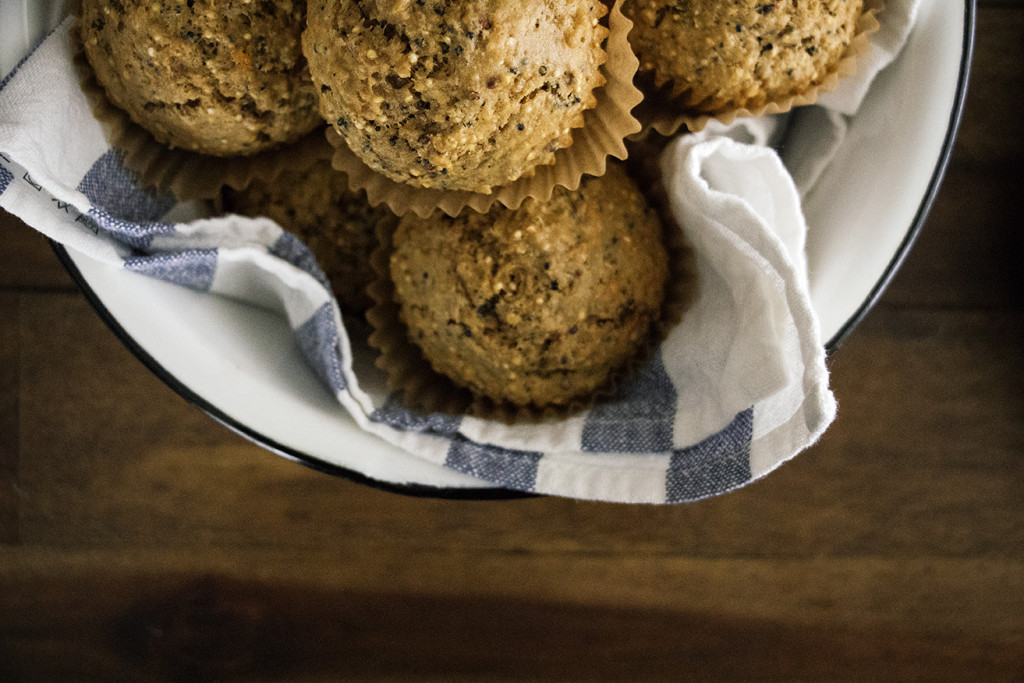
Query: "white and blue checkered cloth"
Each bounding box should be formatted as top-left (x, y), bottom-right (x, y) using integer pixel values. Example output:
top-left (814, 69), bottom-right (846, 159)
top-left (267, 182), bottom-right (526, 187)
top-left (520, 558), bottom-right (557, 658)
top-left (0, 4), bottom-right (917, 503)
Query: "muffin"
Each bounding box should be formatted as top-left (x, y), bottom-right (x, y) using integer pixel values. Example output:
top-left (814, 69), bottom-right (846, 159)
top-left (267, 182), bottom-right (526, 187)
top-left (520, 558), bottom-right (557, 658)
top-left (303, 0), bottom-right (609, 194)
top-left (387, 164), bottom-right (669, 408)
top-left (79, 0), bottom-right (320, 156)
top-left (624, 0), bottom-right (864, 114)
top-left (227, 160), bottom-right (396, 313)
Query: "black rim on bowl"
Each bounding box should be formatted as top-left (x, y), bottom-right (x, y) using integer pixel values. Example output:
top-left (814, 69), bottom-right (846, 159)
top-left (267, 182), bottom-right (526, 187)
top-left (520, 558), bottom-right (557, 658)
top-left (824, 1), bottom-right (975, 352)
top-left (51, 1), bottom-right (976, 500)
top-left (51, 245), bottom-right (534, 501)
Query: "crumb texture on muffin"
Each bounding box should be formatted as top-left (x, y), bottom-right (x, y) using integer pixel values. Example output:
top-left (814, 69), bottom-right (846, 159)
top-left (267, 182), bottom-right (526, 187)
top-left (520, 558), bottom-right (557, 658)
top-left (227, 159), bottom-right (396, 313)
top-left (80, 0), bottom-right (320, 156)
top-left (624, 0), bottom-right (864, 112)
top-left (303, 0), bottom-right (609, 193)
top-left (389, 165), bottom-right (669, 407)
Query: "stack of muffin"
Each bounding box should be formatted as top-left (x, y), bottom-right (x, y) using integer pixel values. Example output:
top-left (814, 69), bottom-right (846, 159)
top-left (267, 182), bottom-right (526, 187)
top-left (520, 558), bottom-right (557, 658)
top-left (78, 0), bottom-right (867, 416)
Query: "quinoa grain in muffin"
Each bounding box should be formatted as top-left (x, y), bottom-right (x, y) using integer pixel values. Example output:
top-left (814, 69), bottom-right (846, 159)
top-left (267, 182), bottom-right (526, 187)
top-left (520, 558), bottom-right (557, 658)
top-left (80, 0), bottom-right (320, 156)
top-left (303, 0), bottom-right (609, 193)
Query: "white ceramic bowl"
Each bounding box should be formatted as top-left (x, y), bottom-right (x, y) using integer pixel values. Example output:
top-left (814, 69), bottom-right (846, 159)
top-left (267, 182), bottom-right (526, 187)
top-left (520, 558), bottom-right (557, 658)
top-left (1, 0), bottom-right (974, 496)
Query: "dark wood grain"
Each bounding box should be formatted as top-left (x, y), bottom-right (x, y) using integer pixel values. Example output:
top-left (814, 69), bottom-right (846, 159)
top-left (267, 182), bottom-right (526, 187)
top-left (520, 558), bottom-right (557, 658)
top-left (0, 213), bottom-right (74, 292)
top-left (2, 559), bottom-right (1021, 681)
top-left (950, 7), bottom-right (1024, 167)
top-left (1, 4), bottom-right (1022, 681)
top-left (0, 294), bottom-right (18, 544)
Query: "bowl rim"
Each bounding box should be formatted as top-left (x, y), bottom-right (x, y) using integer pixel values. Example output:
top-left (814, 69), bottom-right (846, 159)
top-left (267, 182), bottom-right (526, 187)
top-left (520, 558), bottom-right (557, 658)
top-left (822, 1), bottom-right (975, 353)
top-left (49, 0), bottom-right (976, 500)
top-left (52, 243), bottom-right (537, 500)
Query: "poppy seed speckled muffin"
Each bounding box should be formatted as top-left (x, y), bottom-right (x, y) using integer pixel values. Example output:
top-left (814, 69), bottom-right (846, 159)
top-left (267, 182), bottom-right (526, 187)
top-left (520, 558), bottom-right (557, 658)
top-left (388, 165), bottom-right (669, 407)
top-left (226, 160), bottom-right (396, 313)
top-left (303, 0), bottom-right (609, 193)
top-left (79, 0), bottom-right (320, 156)
top-left (624, 0), bottom-right (864, 114)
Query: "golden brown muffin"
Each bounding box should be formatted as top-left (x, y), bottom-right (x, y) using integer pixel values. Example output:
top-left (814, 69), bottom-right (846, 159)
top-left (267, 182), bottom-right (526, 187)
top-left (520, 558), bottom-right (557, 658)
top-left (227, 160), bottom-right (396, 313)
top-left (624, 0), bottom-right (864, 114)
top-left (303, 0), bottom-right (608, 194)
top-left (79, 0), bottom-right (320, 156)
top-left (389, 164), bottom-right (669, 407)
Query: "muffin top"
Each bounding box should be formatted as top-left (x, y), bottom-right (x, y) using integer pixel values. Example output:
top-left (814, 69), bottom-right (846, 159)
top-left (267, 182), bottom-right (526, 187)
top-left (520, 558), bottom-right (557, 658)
top-left (624, 0), bottom-right (863, 113)
top-left (303, 0), bottom-right (608, 194)
top-left (389, 164), bottom-right (669, 407)
top-left (80, 0), bottom-right (320, 156)
top-left (227, 159), bottom-right (396, 314)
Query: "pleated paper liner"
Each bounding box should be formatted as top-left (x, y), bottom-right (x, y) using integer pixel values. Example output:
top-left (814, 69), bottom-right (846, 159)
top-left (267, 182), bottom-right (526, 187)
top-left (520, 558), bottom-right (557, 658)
top-left (69, 0), bottom-right (323, 201)
top-left (364, 168), bottom-right (694, 425)
top-left (328, 0), bottom-right (643, 219)
top-left (632, 0), bottom-right (883, 139)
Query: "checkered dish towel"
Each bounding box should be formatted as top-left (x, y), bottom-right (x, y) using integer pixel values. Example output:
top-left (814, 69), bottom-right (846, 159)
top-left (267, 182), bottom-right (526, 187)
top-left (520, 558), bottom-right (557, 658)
top-left (0, 2), bottom-right (918, 503)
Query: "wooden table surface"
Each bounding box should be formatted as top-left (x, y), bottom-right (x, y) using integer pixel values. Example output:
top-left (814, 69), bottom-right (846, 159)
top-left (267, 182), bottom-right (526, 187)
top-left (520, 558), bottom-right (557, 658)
top-left (2, 4), bottom-right (1022, 681)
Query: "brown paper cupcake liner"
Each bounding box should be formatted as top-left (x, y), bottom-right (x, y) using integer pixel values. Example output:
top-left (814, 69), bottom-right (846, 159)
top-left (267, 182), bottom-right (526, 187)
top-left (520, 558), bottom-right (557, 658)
top-left (328, 0), bottom-right (643, 219)
top-left (632, 0), bottom-right (883, 139)
top-left (69, 0), bottom-right (324, 201)
top-left (364, 178), bottom-right (694, 425)
top-left (212, 133), bottom-right (334, 217)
